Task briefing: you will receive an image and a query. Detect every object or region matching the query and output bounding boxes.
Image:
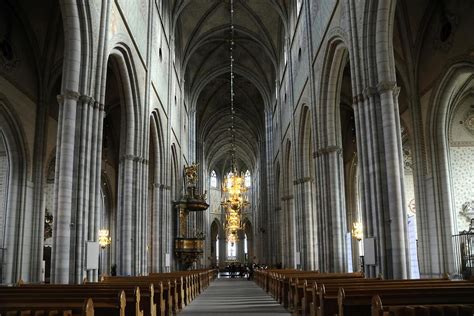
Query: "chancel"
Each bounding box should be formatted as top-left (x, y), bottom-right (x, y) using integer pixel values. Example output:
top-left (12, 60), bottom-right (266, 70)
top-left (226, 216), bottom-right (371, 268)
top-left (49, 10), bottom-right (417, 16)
top-left (1, 0), bottom-right (474, 315)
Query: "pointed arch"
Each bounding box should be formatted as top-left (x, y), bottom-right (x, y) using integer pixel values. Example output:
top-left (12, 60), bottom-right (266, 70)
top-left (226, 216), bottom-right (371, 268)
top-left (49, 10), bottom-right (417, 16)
top-left (210, 170), bottom-right (217, 188)
top-left (0, 97), bottom-right (28, 284)
top-left (427, 62), bottom-right (474, 274)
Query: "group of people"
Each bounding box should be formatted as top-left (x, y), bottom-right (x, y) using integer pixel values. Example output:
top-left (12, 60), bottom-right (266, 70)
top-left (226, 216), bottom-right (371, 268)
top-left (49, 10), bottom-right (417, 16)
top-left (222, 263), bottom-right (270, 280)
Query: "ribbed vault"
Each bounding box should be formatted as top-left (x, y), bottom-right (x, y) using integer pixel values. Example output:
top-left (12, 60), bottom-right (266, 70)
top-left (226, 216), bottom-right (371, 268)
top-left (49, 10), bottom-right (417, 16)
top-left (173, 0), bottom-right (288, 173)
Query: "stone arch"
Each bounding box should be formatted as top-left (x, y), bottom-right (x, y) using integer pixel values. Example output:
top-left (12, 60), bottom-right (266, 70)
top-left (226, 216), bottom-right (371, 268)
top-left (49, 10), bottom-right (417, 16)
top-left (274, 160), bottom-right (282, 264)
top-left (427, 62), bottom-right (474, 274)
top-left (315, 36), bottom-right (351, 273)
top-left (0, 98), bottom-right (28, 284)
top-left (169, 144), bottom-right (179, 271)
top-left (296, 105), bottom-right (317, 269)
top-left (107, 47), bottom-right (141, 157)
top-left (318, 38), bottom-right (349, 146)
top-left (102, 44), bottom-right (143, 277)
top-left (148, 110), bottom-right (165, 272)
top-left (242, 217), bottom-right (254, 264)
top-left (282, 139), bottom-right (296, 268)
top-left (210, 218), bottom-right (223, 267)
top-left (170, 144), bottom-right (179, 199)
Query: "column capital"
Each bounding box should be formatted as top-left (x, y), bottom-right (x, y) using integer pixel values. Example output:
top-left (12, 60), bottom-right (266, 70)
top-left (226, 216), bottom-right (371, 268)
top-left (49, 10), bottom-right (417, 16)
top-left (78, 95), bottom-right (94, 104)
top-left (376, 81), bottom-right (398, 94)
top-left (120, 154), bottom-right (145, 162)
top-left (57, 90), bottom-right (80, 104)
top-left (153, 183), bottom-right (171, 190)
top-left (293, 177), bottom-right (313, 185)
top-left (315, 145), bottom-right (342, 157)
top-left (352, 93), bottom-right (365, 104)
top-left (363, 86), bottom-right (378, 99)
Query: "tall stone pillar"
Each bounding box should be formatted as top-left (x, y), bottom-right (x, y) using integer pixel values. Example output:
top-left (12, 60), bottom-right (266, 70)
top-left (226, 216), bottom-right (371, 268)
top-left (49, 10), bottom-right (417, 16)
top-left (377, 81), bottom-right (408, 279)
top-left (315, 147), bottom-right (347, 272)
top-left (299, 178), bottom-right (317, 270)
top-left (237, 231), bottom-right (246, 263)
top-left (117, 156), bottom-right (134, 275)
top-left (51, 91), bottom-right (79, 284)
top-left (151, 183), bottom-right (162, 272)
top-left (218, 229), bottom-right (226, 268)
top-left (353, 83), bottom-right (409, 279)
top-left (51, 95), bottom-right (105, 284)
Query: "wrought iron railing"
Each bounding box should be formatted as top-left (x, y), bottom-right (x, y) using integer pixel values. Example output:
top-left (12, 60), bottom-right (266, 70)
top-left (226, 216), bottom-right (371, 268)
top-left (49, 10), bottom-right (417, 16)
top-left (452, 219), bottom-right (474, 279)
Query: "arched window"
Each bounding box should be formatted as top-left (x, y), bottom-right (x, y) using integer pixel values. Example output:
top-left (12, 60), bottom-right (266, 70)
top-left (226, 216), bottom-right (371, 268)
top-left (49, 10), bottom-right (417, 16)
top-left (244, 170), bottom-right (251, 187)
top-left (210, 170), bottom-right (217, 188)
top-left (227, 241), bottom-right (236, 259)
top-left (226, 171), bottom-right (233, 189)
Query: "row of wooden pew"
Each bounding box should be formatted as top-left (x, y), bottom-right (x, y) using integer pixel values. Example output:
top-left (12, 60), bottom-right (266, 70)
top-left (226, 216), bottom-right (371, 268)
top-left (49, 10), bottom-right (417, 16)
top-left (254, 269), bottom-right (474, 316)
top-left (0, 269), bottom-right (218, 316)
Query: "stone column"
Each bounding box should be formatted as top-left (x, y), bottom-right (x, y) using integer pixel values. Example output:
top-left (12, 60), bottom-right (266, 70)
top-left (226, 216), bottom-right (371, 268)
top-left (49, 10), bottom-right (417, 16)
top-left (117, 155), bottom-right (134, 275)
top-left (353, 83), bottom-right (409, 279)
top-left (218, 228), bottom-right (226, 268)
top-left (237, 232), bottom-right (245, 264)
top-left (281, 194), bottom-right (296, 268)
top-left (151, 183), bottom-right (162, 272)
top-left (51, 90), bottom-right (79, 284)
top-left (314, 150), bottom-right (327, 271)
top-left (298, 177), bottom-right (317, 270)
top-left (314, 146), bottom-right (347, 273)
top-left (292, 177), bottom-right (304, 269)
top-left (163, 186), bottom-right (172, 272)
top-left (264, 111), bottom-right (276, 265)
top-left (77, 95), bottom-right (93, 283)
top-left (377, 81), bottom-right (408, 279)
top-left (88, 100), bottom-right (104, 283)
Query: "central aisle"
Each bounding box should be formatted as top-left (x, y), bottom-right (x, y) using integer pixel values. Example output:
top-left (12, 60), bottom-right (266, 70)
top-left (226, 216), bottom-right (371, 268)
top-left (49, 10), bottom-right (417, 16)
top-left (179, 278), bottom-right (290, 315)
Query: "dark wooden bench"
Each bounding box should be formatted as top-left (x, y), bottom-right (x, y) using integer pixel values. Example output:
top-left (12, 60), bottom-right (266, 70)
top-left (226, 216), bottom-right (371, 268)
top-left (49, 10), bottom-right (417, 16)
top-left (338, 285), bottom-right (474, 316)
top-left (100, 276), bottom-right (173, 315)
top-left (287, 272), bottom-right (365, 311)
top-left (0, 297), bottom-right (94, 316)
top-left (371, 294), bottom-right (474, 316)
top-left (306, 278), bottom-right (465, 316)
top-left (0, 288), bottom-right (126, 316)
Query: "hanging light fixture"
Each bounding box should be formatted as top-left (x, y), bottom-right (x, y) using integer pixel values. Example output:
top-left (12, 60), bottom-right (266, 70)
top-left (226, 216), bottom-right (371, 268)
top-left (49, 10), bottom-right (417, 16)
top-left (98, 229), bottom-right (111, 249)
top-left (352, 222), bottom-right (363, 241)
top-left (220, 0), bottom-right (249, 244)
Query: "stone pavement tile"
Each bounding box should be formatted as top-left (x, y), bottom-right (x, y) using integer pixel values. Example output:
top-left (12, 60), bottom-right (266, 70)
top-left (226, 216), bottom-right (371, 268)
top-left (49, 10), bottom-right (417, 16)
top-left (179, 278), bottom-right (290, 315)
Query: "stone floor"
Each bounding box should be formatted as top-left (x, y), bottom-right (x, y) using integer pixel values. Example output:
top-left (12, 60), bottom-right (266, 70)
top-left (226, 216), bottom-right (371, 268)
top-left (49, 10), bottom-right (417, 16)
top-left (179, 278), bottom-right (290, 315)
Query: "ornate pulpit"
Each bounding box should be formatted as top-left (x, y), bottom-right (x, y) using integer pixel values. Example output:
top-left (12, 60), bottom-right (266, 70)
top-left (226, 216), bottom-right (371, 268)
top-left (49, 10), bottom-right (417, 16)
top-left (174, 163), bottom-right (209, 269)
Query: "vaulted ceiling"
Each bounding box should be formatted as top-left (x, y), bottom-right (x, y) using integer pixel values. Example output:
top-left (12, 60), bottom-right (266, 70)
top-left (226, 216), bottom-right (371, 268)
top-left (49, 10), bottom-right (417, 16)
top-left (173, 0), bottom-right (289, 174)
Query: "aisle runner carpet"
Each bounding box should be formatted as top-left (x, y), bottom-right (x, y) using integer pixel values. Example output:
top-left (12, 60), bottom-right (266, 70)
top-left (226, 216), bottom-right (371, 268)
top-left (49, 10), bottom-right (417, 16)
top-left (179, 278), bottom-right (290, 315)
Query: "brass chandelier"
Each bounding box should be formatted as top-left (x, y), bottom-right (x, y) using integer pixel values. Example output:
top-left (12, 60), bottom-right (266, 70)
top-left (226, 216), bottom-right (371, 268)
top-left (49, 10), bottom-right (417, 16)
top-left (220, 0), bottom-right (249, 244)
top-left (221, 168), bottom-right (249, 243)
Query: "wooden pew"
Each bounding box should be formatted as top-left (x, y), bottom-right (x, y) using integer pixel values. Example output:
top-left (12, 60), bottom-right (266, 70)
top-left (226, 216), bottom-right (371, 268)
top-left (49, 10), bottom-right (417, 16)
top-left (0, 297), bottom-right (94, 316)
top-left (101, 276), bottom-right (174, 315)
top-left (338, 285), bottom-right (474, 316)
top-left (288, 272), bottom-right (364, 312)
top-left (13, 284), bottom-right (143, 316)
top-left (299, 277), bottom-right (472, 316)
top-left (150, 272), bottom-right (195, 304)
top-left (313, 279), bottom-right (474, 316)
top-left (371, 295), bottom-right (474, 316)
top-left (0, 289), bottom-right (126, 316)
top-left (0, 269), bottom-right (216, 316)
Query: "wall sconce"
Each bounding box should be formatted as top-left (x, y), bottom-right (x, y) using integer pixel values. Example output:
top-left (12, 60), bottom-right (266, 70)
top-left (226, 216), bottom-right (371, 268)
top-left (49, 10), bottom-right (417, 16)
top-left (352, 222), bottom-right (363, 241)
top-left (98, 229), bottom-right (111, 249)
